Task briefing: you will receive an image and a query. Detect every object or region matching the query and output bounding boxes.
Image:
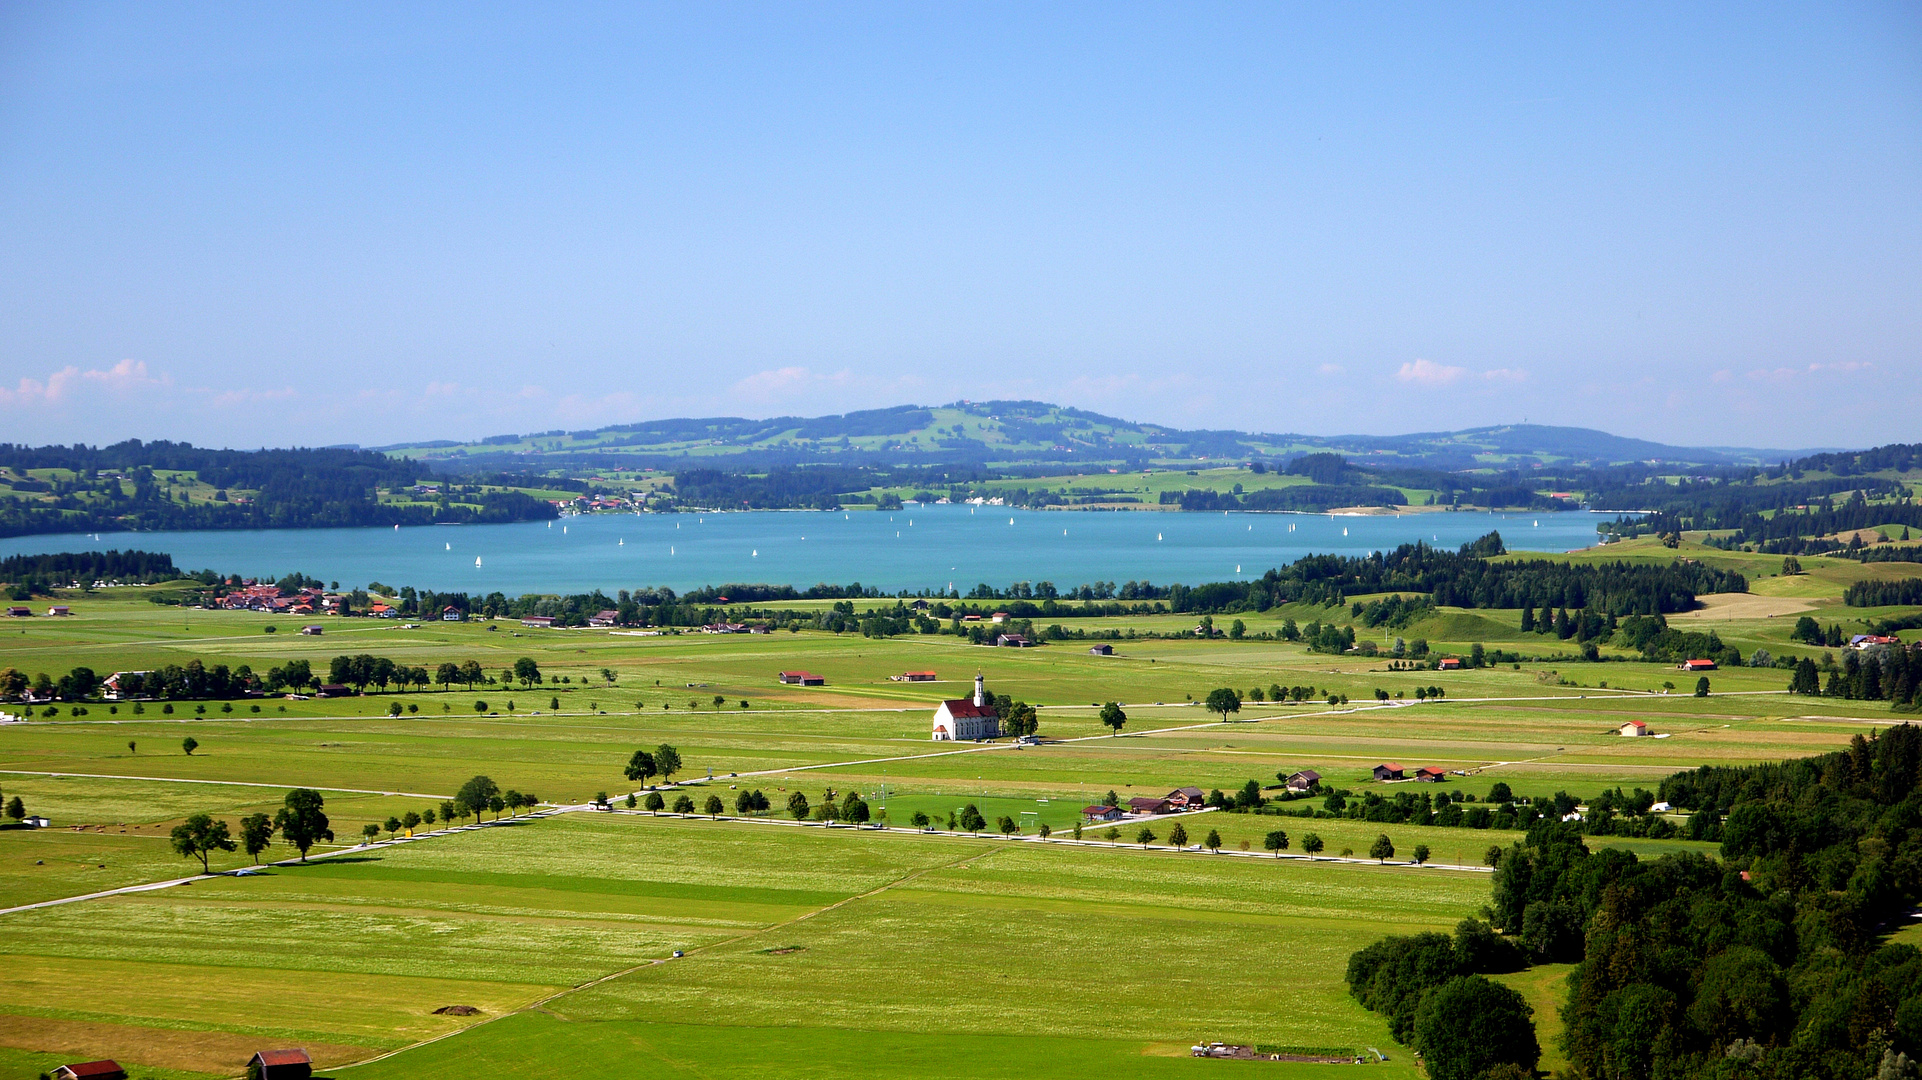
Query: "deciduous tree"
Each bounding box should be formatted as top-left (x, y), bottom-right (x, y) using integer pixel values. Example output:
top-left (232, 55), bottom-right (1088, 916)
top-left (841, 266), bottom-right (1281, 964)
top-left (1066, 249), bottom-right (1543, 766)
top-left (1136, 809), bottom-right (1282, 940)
top-left (169, 813), bottom-right (235, 872)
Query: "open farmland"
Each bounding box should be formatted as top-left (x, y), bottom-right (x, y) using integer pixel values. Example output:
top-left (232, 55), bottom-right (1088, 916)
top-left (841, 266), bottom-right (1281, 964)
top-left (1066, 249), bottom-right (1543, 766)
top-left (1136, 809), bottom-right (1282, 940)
top-left (0, 561), bottom-right (1916, 1079)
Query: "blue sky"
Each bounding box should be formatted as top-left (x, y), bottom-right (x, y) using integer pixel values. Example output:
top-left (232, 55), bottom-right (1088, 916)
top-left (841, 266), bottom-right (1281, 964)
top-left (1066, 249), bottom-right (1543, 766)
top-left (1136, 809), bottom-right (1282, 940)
top-left (1, 3), bottom-right (1917, 450)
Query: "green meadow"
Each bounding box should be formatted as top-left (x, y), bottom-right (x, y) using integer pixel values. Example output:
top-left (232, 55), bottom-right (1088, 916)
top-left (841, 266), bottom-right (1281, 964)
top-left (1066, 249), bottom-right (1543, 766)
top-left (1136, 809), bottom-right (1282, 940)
top-left (0, 561), bottom-right (1914, 1078)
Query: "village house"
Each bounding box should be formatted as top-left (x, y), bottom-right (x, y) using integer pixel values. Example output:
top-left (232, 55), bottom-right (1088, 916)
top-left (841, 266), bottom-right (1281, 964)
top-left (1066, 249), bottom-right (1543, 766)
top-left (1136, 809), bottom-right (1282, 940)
top-left (101, 671), bottom-right (154, 700)
top-left (1128, 796), bottom-right (1174, 815)
top-left (931, 673), bottom-right (1000, 741)
top-left (1372, 763), bottom-right (1405, 782)
top-left (298, 625), bottom-right (324, 636)
top-left (1436, 658), bottom-right (1462, 671)
top-left (1285, 770), bottom-right (1321, 792)
top-left (588, 609), bottom-right (621, 627)
top-left (441, 606), bottom-right (465, 622)
top-left (521, 616), bottom-right (558, 628)
top-left (778, 671), bottom-right (825, 686)
top-left (368, 603), bottom-right (395, 618)
top-left (1619, 721), bottom-right (1651, 737)
top-left (1851, 634), bottom-right (1900, 650)
top-left (910, 599), bottom-right (931, 611)
top-left (248, 1049), bottom-right (313, 1080)
top-left (700, 622), bottom-right (748, 634)
top-left (1679, 658), bottom-right (1717, 671)
top-left (1165, 786), bottom-right (1205, 808)
top-left (890, 671), bottom-right (937, 682)
top-left (1082, 804), bottom-right (1124, 823)
top-left (1087, 643), bottom-right (1114, 655)
top-left (995, 633), bottom-right (1032, 648)
top-left (54, 1062), bottom-right (127, 1080)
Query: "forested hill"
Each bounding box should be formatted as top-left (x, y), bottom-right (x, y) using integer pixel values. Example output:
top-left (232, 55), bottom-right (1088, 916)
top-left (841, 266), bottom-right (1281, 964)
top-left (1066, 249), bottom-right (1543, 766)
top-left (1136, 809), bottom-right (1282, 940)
top-left (380, 401), bottom-right (1805, 472)
top-left (0, 441), bottom-right (556, 538)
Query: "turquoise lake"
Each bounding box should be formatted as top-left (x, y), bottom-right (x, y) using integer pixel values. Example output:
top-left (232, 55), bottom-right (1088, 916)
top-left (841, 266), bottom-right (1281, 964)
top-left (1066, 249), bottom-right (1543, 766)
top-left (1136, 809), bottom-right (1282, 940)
top-left (0, 507), bottom-right (1610, 596)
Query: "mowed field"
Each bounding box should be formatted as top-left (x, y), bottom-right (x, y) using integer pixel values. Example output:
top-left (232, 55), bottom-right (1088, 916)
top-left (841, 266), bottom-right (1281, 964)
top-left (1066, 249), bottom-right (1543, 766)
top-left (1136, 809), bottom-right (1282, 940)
top-left (0, 563), bottom-right (1915, 1079)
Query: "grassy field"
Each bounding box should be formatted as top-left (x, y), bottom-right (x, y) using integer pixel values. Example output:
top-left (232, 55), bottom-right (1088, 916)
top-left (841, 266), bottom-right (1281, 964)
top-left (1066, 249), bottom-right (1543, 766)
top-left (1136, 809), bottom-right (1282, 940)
top-left (0, 571), bottom-right (1915, 1078)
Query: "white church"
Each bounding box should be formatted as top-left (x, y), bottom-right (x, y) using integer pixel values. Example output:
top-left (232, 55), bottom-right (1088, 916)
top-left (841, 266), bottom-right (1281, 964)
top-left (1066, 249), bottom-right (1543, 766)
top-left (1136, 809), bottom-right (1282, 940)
top-left (932, 673), bottom-right (1001, 741)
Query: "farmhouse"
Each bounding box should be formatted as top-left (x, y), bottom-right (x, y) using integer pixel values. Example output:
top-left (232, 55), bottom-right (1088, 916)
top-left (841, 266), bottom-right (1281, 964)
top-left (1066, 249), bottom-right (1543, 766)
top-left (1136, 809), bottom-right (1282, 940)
top-left (1851, 634), bottom-right (1900, 650)
top-left (1082, 804), bottom-right (1124, 823)
top-left (991, 612), bottom-right (1010, 624)
top-left (101, 671), bottom-right (154, 700)
top-left (1372, 763), bottom-right (1405, 781)
top-left (54, 1062), bottom-right (126, 1080)
top-left (588, 609), bottom-right (621, 627)
top-left (778, 671), bottom-right (826, 686)
top-left (1165, 786), bottom-right (1205, 808)
top-left (890, 671), bottom-right (937, 682)
top-left (995, 633), bottom-right (1032, 648)
top-left (520, 616), bottom-right (558, 628)
top-left (1436, 658), bottom-right (1462, 671)
top-left (315, 684), bottom-right (353, 698)
top-left (441, 606), bottom-right (465, 622)
top-left (299, 625), bottom-right (324, 636)
top-left (248, 1049), bottom-right (313, 1079)
top-left (931, 673), bottom-right (1000, 741)
top-left (1679, 659), bottom-right (1717, 671)
top-left (1088, 643), bottom-right (1114, 655)
top-left (1285, 770), bottom-right (1321, 792)
top-left (1619, 721), bottom-right (1651, 737)
top-left (910, 599), bottom-right (930, 611)
top-left (1128, 796), bottom-right (1174, 815)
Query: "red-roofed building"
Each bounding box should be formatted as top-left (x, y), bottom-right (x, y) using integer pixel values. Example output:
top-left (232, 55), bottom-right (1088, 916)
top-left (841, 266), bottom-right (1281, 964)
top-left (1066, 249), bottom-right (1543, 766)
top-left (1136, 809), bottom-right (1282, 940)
top-left (1128, 796), bottom-right (1174, 815)
top-left (778, 671), bottom-right (825, 686)
top-left (1372, 763), bottom-right (1405, 781)
top-left (248, 1049), bottom-right (313, 1079)
top-left (1415, 767), bottom-right (1446, 783)
top-left (1619, 721), bottom-right (1650, 737)
top-left (931, 673), bottom-right (1000, 741)
top-left (1082, 804), bottom-right (1124, 822)
top-left (54, 1062), bottom-right (127, 1080)
top-left (1680, 659), bottom-right (1717, 671)
top-left (1436, 658), bottom-right (1462, 670)
top-left (890, 671), bottom-right (937, 682)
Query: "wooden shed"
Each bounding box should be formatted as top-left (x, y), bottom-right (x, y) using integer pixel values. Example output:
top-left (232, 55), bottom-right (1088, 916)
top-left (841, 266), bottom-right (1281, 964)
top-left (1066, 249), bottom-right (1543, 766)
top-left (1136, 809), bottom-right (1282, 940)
top-left (249, 1048), bottom-right (313, 1080)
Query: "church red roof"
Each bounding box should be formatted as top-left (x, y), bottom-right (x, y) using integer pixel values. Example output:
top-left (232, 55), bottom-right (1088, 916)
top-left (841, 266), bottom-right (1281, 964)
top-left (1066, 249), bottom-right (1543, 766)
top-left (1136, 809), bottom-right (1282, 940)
top-left (940, 699), bottom-right (996, 718)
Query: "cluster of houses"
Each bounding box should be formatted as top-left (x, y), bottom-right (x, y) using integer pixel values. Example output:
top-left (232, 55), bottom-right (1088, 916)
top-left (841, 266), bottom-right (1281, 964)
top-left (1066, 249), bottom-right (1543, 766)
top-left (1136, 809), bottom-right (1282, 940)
top-left (4, 604), bottom-right (70, 617)
top-left (1081, 786), bottom-right (1210, 822)
top-left (215, 583), bottom-right (404, 618)
top-left (1851, 634), bottom-right (1902, 650)
top-left (56, 1051), bottom-right (311, 1080)
top-left (1370, 763), bottom-right (1450, 783)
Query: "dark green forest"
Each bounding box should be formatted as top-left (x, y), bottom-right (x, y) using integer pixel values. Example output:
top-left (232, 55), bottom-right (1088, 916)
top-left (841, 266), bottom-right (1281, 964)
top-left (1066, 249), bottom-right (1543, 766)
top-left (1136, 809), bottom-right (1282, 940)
top-left (1349, 724), bottom-right (1922, 1080)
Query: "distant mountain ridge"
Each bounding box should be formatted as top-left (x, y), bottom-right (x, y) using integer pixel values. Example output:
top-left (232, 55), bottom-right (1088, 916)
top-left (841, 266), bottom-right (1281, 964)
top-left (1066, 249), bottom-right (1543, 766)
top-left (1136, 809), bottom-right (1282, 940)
top-left (379, 401), bottom-right (1816, 472)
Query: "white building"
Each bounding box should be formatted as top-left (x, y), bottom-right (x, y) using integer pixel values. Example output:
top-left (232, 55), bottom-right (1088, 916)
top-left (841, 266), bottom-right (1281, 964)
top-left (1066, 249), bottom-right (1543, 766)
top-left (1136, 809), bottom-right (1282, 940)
top-left (932, 674), bottom-right (1001, 741)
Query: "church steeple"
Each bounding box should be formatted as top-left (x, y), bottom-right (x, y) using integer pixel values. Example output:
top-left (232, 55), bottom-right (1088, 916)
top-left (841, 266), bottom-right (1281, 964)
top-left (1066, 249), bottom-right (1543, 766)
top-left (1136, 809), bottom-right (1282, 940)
top-left (973, 672), bottom-right (985, 708)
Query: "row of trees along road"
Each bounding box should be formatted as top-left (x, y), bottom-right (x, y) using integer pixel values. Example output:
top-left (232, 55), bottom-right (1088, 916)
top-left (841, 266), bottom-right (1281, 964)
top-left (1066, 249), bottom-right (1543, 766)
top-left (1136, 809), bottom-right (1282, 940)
top-left (168, 776), bottom-right (536, 873)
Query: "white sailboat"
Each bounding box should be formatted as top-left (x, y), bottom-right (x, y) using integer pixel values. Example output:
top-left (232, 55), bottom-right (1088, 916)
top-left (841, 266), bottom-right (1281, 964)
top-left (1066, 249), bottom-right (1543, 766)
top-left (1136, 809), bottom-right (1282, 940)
top-left (475, 556), bottom-right (482, 567)
top-left (1157, 532), bottom-right (1163, 541)
top-left (752, 549), bottom-right (758, 557)
top-left (1342, 527), bottom-right (1348, 536)
top-left (618, 538), bottom-right (623, 546)
top-left (445, 542), bottom-right (450, 550)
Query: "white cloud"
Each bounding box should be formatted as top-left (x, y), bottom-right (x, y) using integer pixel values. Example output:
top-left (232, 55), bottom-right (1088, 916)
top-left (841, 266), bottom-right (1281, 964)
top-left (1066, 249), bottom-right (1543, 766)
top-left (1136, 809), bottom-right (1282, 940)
top-left (0, 359), bottom-right (169, 407)
top-left (1481, 368), bottom-right (1528, 383)
top-left (1396, 358), bottom-right (1467, 385)
top-left (1317, 363), bottom-right (1344, 375)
